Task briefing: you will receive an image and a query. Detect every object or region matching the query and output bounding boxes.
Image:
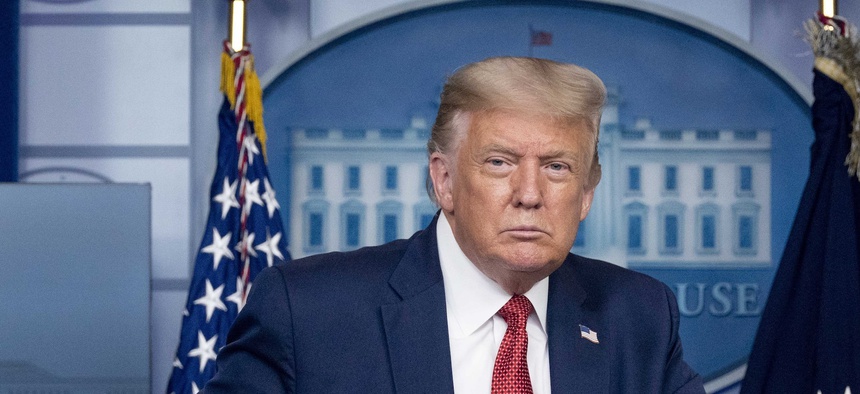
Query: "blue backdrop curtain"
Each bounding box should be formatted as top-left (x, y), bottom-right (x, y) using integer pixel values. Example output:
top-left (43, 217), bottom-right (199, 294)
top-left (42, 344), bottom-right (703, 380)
top-left (0, 0), bottom-right (19, 182)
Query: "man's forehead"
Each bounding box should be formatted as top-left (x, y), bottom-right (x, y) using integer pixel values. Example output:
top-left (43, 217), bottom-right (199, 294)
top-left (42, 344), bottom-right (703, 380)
top-left (468, 109), bottom-right (590, 131)
top-left (466, 110), bottom-right (592, 144)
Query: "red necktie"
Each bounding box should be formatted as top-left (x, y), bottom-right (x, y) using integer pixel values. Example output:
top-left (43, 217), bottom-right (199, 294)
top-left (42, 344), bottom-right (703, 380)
top-left (491, 295), bottom-right (534, 394)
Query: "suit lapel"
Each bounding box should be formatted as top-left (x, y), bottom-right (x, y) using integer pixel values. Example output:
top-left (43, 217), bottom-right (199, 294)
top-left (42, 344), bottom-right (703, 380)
top-left (379, 221), bottom-right (610, 393)
top-left (381, 218), bottom-right (455, 393)
top-left (547, 256), bottom-right (609, 393)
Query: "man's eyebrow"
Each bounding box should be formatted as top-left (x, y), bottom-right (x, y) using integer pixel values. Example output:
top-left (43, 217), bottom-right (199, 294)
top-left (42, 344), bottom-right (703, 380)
top-left (477, 144), bottom-right (583, 162)
top-left (538, 149), bottom-right (581, 161)
top-left (478, 143), bottom-right (520, 157)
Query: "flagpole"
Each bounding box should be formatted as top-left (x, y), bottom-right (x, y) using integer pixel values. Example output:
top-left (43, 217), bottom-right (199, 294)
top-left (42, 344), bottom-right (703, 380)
top-left (228, 0), bottom-right (248, 52)
top-left (528, 24), bottom-right (534, 57)
top-left (820, 0), bottom-right (838, 17)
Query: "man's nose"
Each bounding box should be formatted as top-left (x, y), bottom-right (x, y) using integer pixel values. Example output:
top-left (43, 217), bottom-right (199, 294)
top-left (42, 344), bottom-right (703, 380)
top-left (512, 164), bottom-right (543, 208)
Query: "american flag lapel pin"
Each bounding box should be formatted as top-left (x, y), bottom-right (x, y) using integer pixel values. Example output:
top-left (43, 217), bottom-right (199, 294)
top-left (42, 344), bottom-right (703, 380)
top-left (579, 324), bottom-right (599, 344)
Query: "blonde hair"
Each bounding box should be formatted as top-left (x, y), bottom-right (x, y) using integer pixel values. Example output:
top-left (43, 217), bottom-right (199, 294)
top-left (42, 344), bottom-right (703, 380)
top-left (426, 57), bottom-right (606, 203)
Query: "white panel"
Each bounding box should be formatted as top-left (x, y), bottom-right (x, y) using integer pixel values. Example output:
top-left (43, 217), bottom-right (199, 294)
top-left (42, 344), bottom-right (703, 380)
top-left (22, 0), bottom-right (190, 14)
top-left (20, 157), bottom-right (191, 280)
top-left (151, 290), bottom-right (187, 394)
top-left (642, 0), bottom-right (751, 41)
top-left (20, 25), bottom-right (190, 146)
top-left (310, 0), bottom-right (750, 42)
top-left (310, 0), bottom-right (407, 38)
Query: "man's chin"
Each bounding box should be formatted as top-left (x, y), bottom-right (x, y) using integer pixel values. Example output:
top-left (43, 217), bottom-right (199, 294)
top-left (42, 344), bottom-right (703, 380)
top-left (499, 253), bottom-right (563, 275)
top-left (491, 262), bottom-right (557, 294)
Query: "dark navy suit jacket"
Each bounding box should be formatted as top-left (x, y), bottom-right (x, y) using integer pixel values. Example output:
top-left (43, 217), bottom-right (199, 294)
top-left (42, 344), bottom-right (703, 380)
top-left (203, 217), bottom-right (704, 393)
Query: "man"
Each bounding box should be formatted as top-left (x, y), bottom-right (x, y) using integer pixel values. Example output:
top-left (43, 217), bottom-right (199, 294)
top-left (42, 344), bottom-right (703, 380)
top-left (203, 57), bottom-right (704, 393)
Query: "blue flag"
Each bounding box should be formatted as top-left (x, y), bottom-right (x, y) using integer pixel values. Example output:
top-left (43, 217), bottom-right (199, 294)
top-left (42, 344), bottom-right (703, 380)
top-left (741, 15), bottom-right (860, 394)
top-left (166, 45), bottom-right (291, 394)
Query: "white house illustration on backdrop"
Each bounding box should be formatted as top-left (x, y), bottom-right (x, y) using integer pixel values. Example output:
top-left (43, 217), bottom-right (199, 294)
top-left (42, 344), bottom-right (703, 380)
top-left (287, 88), bottom-right (771, 269)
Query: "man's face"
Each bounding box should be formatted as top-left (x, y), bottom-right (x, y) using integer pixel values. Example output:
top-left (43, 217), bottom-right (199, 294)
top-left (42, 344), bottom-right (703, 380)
top-left (430, 110), bottom-right (596, 294)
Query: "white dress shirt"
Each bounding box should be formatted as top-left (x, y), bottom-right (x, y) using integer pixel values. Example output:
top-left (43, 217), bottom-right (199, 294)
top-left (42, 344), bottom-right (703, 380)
top-left (436, 213), bottom-right (551, 394)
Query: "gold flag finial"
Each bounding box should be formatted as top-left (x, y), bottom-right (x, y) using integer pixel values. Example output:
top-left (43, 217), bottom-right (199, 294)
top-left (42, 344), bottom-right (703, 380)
top-left (228, 0), bottom-right (247, 52)
top-left (820, 0), bottom-right (838, 18)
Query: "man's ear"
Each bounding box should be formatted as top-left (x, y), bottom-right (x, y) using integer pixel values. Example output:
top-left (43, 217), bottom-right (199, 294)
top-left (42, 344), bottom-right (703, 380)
top-left (429, 152), bottom-right (455, 213)
top-left (579, 186), bottom-right (595, 221)
top-left (580, 158), bottom-right (600, 221)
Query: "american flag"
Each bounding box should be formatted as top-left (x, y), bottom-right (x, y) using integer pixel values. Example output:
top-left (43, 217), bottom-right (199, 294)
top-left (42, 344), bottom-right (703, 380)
top-left (579, 324), bottom-right (599, 344)
top-left (741, 14), bottom-right (860, 393)
top-left (166, 42), bottom-right (291, 394)
top-left (530, 28), bottom-right (553, 47)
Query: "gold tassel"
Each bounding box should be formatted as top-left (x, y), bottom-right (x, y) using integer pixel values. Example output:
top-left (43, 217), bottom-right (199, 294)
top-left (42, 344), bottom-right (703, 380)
top-left (806, 17), bottom-right (860, 181)
top-left (848, 127), bottom-right (860, 181)
top-left (244, 55), bottom-right (268, 161)
top-left (221, 50), bottom-right (269, 161)
top-left (221, 51), bottom-right (237, 109)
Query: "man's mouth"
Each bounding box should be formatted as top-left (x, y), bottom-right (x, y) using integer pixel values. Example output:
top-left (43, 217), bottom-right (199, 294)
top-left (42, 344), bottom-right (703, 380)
top-left (504, 226), bottom-right (546, 239)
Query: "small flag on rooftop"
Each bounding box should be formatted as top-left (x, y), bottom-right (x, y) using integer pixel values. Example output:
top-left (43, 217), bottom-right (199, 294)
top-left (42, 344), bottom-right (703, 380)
top-left (530, 27), bottom-right (553, 47)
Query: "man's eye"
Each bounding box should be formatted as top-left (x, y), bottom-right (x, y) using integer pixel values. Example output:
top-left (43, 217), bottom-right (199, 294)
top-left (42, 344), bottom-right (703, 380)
top-left (489, 159), bottom-right (505, 166)
top-left (549, 163), bottom-right (567, 171)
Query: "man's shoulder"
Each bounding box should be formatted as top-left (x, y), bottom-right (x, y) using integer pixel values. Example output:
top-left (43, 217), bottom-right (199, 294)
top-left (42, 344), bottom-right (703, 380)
top-left (248, 239), bottom-right (413, 311)
top-left (569, 254), bottom-right (665, 288)
top-left (564, 254), bottom-right (673, 308)
top-left (271, 238), bottom-right (412, 283)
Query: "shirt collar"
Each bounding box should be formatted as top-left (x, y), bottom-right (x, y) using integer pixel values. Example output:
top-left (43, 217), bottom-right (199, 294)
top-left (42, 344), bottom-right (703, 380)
top-left (437, 212), bottom-right (549, 338)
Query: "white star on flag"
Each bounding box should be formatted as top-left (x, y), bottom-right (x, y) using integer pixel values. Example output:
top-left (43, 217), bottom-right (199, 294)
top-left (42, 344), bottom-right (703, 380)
top-left (255, 229), bottom-right (284, 267)
top-left (261, 178), bottom-right (280, 218)
top-left (201, 228), bottom-right (234, 270)
top-left (192, 381), bottom-right (200, 394)
top-left (818, 388), bottom-right (853, 394)
top-left (234, 230), bottom-right (257, 258)
top-left (212, 177), bottom-right (239, 219)
top-left (242, 179), bottom-right (264, 216)
top-left (193, 279), bottom-right (228, 322)
top-left (187, 331), bottom-right (218, 373)
top-left (226, 277), bottom-right (247, 311)
top-left (242, 134), bottom-right (260, 165)
top-left (172, 357), bottom-right (183, 369)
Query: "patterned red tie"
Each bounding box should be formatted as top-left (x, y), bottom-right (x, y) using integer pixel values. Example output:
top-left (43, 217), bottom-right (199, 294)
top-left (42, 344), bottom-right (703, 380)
top-left (491, 295), bottom-right (534, 394)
